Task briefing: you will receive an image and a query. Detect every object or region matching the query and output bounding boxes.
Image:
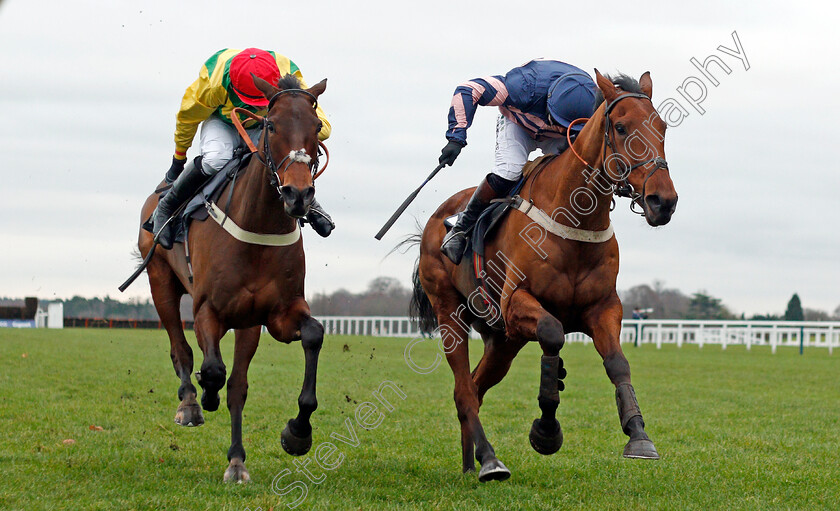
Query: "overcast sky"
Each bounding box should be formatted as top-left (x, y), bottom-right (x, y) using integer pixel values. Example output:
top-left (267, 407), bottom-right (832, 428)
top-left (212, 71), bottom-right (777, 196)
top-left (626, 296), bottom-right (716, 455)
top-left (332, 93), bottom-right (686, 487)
top-left (0, 0), bottom-right (837, 316)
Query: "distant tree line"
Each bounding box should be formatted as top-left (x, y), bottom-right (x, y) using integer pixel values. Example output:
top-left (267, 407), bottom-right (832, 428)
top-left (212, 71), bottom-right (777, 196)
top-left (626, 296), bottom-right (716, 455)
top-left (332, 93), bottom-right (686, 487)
top-left (6, 280), bottom-right (839, 322)
top-left (308, 277), bottom-right (412, 316)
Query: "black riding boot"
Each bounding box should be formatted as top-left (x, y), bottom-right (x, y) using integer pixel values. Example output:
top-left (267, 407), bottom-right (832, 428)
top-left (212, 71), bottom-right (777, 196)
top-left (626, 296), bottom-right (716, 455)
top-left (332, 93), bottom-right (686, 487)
top-left (304, 199), bottom-right (335, 237)
top-left (152, 157), bottom-right (208, 250)
top-left (440, 176), bottom-right (507, 265)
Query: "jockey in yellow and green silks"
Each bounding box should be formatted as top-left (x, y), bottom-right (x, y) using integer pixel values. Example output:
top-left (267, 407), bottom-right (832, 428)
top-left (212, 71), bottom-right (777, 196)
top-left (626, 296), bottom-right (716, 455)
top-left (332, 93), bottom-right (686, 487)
top-left (152, 48), bottom-right (334, 250)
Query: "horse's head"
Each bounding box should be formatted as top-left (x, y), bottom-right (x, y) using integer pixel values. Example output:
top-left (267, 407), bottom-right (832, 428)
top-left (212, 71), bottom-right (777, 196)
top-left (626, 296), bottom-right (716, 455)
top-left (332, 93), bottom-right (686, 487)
top-left (594, 70), bottom-right (677, 226)
top-left (253, 74), bottom-right (327, 218)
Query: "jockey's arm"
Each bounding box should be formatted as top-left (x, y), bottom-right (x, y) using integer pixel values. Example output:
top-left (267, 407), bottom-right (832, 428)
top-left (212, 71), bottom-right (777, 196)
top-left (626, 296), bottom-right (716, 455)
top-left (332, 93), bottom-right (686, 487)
top-left (446, 75), bottom-right (508, 146)
top-left (173, 70), bottom-right (226, 159)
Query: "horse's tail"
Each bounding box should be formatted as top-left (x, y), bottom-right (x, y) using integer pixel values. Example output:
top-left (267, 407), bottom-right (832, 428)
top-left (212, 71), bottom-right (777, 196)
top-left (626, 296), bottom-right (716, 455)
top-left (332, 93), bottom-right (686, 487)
top-left (394, 232), bottom-right (438, 336)
top-left (410, 256), bottom-right (437, 336)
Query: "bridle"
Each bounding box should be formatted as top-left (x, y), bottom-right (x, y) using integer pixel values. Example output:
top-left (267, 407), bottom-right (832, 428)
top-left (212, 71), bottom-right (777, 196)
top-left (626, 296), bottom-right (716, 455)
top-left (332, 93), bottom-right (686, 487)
top-left (567, 92), bottom-right (669, 215)
top-left (231, 88), bottom-right (330, 197)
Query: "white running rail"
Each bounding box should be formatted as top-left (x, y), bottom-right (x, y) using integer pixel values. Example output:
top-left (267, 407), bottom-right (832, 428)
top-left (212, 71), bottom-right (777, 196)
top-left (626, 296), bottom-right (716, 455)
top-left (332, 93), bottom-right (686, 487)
top-left (315, 317), bottom-right (840, 354)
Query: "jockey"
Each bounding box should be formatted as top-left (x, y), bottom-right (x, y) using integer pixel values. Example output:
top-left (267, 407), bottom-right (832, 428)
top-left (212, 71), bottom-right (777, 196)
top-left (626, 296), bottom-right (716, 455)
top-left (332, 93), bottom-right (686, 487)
top-left (438, 59), bottom-right (599, 264)
top-left (152, 48), bottom-right (334, 249)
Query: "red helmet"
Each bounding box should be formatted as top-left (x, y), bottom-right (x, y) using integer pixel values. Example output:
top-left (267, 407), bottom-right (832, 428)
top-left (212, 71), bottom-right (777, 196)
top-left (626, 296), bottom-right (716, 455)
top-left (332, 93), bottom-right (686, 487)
top-left (229, 48), bottom-right (281, 107)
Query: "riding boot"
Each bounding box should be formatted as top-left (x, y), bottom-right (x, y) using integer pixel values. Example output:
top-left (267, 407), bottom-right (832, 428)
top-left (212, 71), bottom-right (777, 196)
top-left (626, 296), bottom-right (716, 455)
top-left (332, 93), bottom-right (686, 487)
top-left (440, 176), bottom-right (505, 265)
top-left (304, 198), bottom-right (335, 237)
top-left (152, 157), bottom-right (207, 250)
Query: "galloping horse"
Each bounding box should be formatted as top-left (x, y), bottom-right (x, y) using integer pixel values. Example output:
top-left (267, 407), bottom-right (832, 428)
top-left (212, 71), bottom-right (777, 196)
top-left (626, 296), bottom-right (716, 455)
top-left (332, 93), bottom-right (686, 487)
top-left (137, 74), bottom-right (328, 483)
top-left (411, 70), bottom-right (677, 481)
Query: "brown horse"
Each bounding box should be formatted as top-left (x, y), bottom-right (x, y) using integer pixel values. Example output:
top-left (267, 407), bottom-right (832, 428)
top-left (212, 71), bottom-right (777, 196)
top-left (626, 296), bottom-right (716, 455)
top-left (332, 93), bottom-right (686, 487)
top-left (411, 70), bottom-right (677, 481)
top-left (137, 74), bottom-right (328, 483)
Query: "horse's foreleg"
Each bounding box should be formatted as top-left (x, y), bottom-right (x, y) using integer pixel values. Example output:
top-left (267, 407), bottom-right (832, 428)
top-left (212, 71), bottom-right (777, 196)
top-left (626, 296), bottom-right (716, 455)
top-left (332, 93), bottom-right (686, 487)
top-left (280, 314), bottom-right (323, 457)
top-left (148, 262), bottom-right (203, 427)
top-left (505, 289), bottom-right (566, 456)
top-left (224, 326), bottom-right (260, 483)
top-left (584, 296), bottom-right (659, 459)
top-left (193, 304), bottom-right (227, 413)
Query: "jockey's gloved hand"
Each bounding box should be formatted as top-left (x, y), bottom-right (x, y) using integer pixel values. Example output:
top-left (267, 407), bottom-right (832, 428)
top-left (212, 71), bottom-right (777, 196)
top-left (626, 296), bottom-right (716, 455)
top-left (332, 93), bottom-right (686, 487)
top-left (439, 140), bottom-right (464, 167)
top-left (165, 156), bottom-right (187, 184)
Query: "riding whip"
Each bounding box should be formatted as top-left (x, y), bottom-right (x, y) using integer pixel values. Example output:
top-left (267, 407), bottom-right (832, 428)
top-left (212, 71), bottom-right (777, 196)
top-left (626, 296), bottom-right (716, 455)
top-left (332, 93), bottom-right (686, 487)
top-left (374, 163), bottom-right (445, 240)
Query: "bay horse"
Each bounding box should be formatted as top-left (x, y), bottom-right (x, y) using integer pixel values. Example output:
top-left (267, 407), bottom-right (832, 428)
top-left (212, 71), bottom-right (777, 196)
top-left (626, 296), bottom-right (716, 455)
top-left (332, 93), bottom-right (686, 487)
top-left (137, 74), bottom-right (328, 483)
top-left (411, 70), bottom-right (677, 481)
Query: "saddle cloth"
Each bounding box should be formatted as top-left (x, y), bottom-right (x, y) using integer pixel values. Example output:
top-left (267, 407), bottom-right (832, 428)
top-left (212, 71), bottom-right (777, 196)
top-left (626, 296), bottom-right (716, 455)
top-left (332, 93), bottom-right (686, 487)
top-left (142, 152), bottom-right (251, 243)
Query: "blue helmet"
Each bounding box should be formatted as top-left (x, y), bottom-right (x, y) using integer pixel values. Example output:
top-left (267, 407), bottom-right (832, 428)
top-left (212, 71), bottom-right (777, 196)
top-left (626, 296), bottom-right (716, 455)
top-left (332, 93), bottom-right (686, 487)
top-left (546, 72), bottom-right (598, 131)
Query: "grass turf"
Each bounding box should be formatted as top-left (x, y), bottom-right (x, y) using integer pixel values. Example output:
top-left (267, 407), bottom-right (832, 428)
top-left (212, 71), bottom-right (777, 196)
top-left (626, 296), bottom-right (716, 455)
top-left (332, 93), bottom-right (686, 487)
top-left (0, 328), bottom-right (838, 510)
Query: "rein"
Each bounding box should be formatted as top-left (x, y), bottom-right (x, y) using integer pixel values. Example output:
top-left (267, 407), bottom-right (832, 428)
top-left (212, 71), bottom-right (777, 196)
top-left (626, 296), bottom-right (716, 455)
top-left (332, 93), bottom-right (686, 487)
top-left (565, 92), bottom-right (669, 215)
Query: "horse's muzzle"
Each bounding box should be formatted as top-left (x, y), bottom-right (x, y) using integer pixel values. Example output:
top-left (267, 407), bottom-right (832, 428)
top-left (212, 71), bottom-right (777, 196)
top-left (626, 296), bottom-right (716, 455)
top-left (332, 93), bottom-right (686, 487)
top-left (644, 193), bottom-right (678, 226)
top-left (281, 185), bottom-right (315, 218)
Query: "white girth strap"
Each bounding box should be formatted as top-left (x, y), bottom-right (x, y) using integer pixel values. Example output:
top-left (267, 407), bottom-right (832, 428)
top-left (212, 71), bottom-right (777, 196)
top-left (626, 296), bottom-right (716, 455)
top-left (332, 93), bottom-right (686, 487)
top-left (513, 196), bottom-right (615, 243)
top-left (207, 201), bottom-right (301, 246)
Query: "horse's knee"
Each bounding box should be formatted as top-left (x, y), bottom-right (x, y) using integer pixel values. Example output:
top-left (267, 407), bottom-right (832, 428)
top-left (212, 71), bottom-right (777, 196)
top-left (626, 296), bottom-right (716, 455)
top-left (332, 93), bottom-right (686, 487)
top-left (536, 315), bottom-right (565, 355)
top-left (300, 317), bottom-right (324, 351)
top-left (603, 352), bottom-right (631, 385)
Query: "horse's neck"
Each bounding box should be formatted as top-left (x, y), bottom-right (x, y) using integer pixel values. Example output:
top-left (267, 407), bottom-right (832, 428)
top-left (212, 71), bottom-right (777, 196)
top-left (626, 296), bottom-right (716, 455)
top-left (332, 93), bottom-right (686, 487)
top-left (228, 159), bottom-right (296, 233)
top-left (530, 106), bottom-right (612, 231)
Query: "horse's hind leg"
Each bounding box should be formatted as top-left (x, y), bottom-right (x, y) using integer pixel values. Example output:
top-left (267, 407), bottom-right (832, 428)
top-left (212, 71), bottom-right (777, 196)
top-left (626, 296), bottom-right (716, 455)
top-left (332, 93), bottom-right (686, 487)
top-left (224, 326), bottom-right (260, 483)
top-left (435, 305), bottom-right (510, 482)
top-left (148, 261), bottom-right (203, 427)
top-left (275, 310), bottom-right (323, 457)
top-left (471, 329), bottom-right (525, 406)
top-left (505, 289), bottom-right (566, 455)
top-left (584, 294), bottom-right (659, 459)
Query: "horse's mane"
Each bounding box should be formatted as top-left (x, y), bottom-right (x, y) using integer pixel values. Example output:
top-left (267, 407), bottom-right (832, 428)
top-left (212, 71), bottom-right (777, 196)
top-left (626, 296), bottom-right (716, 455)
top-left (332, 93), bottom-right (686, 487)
top-left (277, 74), bottom-right (303, 91)
top-left (592, 72), bottom-right (644, 108)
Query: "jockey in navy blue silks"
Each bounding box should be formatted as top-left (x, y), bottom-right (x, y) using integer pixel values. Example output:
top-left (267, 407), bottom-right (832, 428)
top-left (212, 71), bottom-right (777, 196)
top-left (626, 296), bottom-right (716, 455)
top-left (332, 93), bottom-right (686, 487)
top-left (438, 59), bottom-right (599, 265)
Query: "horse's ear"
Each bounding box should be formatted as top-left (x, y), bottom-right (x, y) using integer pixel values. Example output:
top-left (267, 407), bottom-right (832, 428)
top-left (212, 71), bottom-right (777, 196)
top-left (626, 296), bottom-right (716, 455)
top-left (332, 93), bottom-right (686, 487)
top-left (594, 68), bottom-right (617, 103)
top-left (252, 73), bottom-right (279, 100)
top-left (639, 71), bottom-right (653, 99)
top-left (307, 79), bottom-right (327, 99)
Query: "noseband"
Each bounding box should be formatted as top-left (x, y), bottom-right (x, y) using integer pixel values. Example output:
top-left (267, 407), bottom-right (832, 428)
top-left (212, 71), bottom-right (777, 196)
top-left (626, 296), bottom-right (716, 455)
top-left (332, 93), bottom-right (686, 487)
top-left (567, 92), bottom-right (669, 215)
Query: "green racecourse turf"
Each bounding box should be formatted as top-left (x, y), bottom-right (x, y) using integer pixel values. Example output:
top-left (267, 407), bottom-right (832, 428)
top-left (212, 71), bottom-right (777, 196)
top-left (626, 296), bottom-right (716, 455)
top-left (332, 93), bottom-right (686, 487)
top-left (0, 328), bottom-right (838, 510)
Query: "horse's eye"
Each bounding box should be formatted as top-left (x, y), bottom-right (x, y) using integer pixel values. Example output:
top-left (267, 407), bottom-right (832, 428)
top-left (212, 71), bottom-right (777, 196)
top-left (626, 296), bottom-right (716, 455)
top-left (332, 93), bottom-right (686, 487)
top-left (615, 124), bottom-right (627, 136)
top-left (267, 123), bottom-right (275, 134)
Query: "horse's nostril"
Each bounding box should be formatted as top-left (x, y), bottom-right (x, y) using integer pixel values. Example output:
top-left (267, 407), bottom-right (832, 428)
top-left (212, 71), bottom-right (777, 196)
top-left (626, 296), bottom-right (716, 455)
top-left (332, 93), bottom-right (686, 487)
top-left (280, 186), bottom-right (296, 203)
top-left (645, 194), bottom-right (662, 210)
top-left (303, 187), bottom-right (315, 205)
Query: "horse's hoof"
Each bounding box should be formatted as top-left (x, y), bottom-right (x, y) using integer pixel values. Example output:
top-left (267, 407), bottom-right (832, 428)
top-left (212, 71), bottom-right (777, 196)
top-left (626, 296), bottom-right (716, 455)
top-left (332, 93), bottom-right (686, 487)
top-left (201, 390), bottom-right (220, 412)
top-left (529, 418), bottom-right (563, 455)
top-left (281, 420), bottom-right (312, 456)
top-left (623, 438), bottom-right (660, 459)
top-left (223, 458), bottom-right (251, 483)
top-left (478, 458), bottom-right (511, 482)
top-left (174, 401), bottom-right (204, 427)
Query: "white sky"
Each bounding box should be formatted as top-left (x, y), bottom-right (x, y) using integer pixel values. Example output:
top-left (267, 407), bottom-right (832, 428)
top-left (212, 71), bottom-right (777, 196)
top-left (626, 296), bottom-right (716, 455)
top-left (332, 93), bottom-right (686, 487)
top-left (0, 0), bottom-right (837, 316)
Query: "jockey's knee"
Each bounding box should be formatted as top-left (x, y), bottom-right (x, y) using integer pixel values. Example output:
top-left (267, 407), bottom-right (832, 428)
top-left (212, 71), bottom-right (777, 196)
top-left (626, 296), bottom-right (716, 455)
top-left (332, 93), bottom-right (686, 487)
top-left (201, 144), bottom-right (234, 175)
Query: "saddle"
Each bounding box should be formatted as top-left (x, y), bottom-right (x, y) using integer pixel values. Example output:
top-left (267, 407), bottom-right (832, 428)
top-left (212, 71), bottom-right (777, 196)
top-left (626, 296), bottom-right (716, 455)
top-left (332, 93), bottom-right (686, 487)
top-left (142, 152), bottom-right (252, 244)
top-left (443, 155), bottom-right (557, 327)
top-left (444, 154), bottom-right (557, 259)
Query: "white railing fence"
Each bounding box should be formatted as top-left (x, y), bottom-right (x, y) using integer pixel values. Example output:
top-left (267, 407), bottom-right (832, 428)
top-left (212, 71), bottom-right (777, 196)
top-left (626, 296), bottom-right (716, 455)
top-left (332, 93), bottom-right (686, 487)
top-left (316, 317), bottom-right (840, 354)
